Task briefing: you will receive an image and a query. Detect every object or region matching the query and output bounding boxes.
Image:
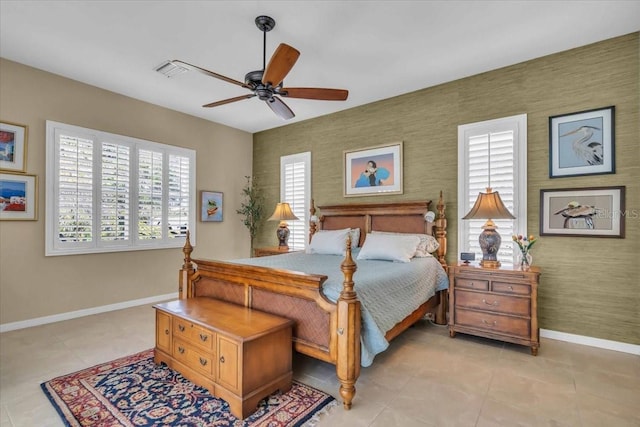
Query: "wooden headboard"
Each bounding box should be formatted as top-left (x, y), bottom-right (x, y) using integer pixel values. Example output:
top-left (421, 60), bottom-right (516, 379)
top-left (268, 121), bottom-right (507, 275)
top-left (308, 191), bottom-right (448, 269)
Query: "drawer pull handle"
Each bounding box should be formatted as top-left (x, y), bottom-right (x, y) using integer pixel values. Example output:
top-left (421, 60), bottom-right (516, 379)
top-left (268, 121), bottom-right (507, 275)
top-left (178, 325), bottom-right (185, 332)
top-left (199, 334), bottom-right (208, 342)
top-left (178, 346), bottom-right (185, 354)
top-left (219, 356), bottom-right (225, 364)
top-left (482, 319), bottom-right (497, 327)
top-left (508, 286), bottom-right (514, 291)
top-left (469, 282), bottom-right (474, 287)
top-left (164, 329), bottom-right (169, 335)
top-left (199, 357), bottom-right (208, 366)
top-left (482, 299), bottom-right (499, 306)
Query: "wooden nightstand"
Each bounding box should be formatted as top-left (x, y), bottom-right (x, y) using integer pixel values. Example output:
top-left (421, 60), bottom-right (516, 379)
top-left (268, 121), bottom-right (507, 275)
top-left (253, 246), bottom-right (300, 257)
top-left (448, 263), bottom-right (541, 355)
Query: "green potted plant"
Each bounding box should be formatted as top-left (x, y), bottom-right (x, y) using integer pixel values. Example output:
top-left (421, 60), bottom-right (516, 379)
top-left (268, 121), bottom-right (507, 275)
top-left (236, 176), bottom-right (264, 255)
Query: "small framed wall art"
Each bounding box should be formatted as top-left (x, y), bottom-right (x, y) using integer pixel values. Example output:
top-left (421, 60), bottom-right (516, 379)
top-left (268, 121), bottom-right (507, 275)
top-left (540, 186), bottom-right (625, 238)
top-left (0, 172), bottom-right (38, 220)
top-left (343, 142), bottom-right (403, 197)
top-left (201, 191), bottom-right (223, 222)
top-left (0, 121), bottom-right (28, 173)
top-left (548, 106), bottom-right (614, 178)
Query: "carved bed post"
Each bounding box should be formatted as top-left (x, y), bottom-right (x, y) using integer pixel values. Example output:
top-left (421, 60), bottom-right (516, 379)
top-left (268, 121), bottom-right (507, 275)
top-left (435, 191), bottom-right (448, 270)
top-left (434, 192), bottom-right (449, 325)
top-left (336, 235), bottom-right (361, 409)
top-left (179, 231), bottom-right (196, 299)
top-left (309, 199), bottom-right (318, 244)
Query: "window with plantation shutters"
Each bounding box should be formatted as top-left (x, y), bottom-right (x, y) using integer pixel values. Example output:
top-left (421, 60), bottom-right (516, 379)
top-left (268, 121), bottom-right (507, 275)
top-left (280, 152), bottom-right (311, 250)
top-left (46, 121), bottom-right (195, 256)
top-left (458, 115), bottom-right (527, 266)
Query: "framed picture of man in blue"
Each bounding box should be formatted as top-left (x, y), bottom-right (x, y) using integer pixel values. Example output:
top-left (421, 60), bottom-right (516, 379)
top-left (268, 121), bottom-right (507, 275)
top-left (344, 142), bottom-right (403, 197)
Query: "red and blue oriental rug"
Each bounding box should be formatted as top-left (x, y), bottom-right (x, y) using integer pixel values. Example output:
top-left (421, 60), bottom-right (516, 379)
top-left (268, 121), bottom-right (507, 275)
top-left (41, 349), bottom-right (336, 426)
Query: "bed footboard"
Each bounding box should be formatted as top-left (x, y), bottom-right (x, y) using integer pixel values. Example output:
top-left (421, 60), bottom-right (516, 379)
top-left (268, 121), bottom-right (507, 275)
top-left (179, 232), bottom-right (362, 409)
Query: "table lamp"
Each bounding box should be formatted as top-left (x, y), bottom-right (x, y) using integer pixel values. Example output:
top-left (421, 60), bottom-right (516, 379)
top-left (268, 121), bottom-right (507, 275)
top-left (268, 202), bottom-right (300, 248)
top-left (462, 187), bottom-right (515, 268)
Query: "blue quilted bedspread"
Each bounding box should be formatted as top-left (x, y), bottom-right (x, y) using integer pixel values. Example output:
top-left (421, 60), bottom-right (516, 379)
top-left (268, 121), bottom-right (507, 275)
top-left (230, 249), bottom-right (449, 366)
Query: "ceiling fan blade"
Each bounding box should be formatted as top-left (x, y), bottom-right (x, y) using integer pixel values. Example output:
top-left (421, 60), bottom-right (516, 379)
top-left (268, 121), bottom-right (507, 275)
top-left (203, 94), bottom-right (256, 108)
top-left (170, 60), bottom-right (250, 88)
top-left (280, 87), bottom-right (349, 101)
top-left (262, 43), bottom-right (300, 87)
top-left (266, 96), bottom-right (295, 120)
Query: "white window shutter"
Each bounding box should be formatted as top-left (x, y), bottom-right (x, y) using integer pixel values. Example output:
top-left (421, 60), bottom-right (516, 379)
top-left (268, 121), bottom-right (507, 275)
top-left (46, 121), bottom-right (196, 256)
top-left (458, 115), bottom-right (527, 266)
top-left (280, 152), bottom-right (311, 250)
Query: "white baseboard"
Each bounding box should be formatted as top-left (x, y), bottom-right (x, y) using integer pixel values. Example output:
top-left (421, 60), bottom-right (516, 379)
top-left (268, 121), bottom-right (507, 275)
top-left (0, 292), bottom-right (178, 333)
top-left (540, 328), bottom-right (640, 356)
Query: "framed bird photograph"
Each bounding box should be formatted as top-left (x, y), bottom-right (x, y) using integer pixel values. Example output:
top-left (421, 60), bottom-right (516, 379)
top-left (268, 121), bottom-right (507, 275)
top-left (540, 186), bottom-right (625, 238)
top-left (549, 106), bottom-right (615, 178)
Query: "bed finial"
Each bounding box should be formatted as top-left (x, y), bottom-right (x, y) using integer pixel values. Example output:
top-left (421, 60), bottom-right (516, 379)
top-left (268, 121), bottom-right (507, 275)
top-left (340, 235), bottom-right (357, 299)
top-left (182, 230), bottom-right (193, 269)
top-left (179, 230), bottom-right (196, 299)
top-left (309, 199), bottom-right (318, 244)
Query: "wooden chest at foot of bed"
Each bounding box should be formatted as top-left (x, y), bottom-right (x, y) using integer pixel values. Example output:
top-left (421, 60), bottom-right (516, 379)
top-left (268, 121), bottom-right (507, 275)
top-left (153, 297), bottom-right (294, 419)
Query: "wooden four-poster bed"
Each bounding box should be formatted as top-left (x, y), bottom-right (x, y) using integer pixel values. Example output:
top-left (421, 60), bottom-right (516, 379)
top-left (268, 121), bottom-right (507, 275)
top-left (177, 192), bottom-right (449, 409)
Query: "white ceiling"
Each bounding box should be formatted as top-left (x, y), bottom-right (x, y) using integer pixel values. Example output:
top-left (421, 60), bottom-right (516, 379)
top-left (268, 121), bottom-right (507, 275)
top-left (1, 1), bottom-right (639, 134)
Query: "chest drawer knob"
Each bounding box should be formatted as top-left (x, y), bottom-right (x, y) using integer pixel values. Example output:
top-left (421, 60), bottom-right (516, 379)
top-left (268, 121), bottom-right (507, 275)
top-left (199, 357), bottom-right (208, 366)
top-left (178, 324), bottom-right (185, 332)
top-left (482, 299), bottom-right (499, 306)
top-left (219, 355), bottom-right (225, 363)
top-left (164, 329), bottom-right (169, 335)
top-left (508, 286), bottom-right (514, 290)
top-left (199, 333), bottom-right (208, 342)
top-left (178, 346), bottom-right (185, 354)
top-left (482, 319), bottom-right (497, 327)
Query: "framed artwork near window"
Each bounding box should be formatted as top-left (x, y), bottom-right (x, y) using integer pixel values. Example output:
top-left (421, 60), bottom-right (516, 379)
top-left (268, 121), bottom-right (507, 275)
top-left (0, 121), bottom-right (28, 173)
top-left (540, 186), bottom-right (625, 238)
top-left (549, 106), bottom-right (614, 178)
top-left (343, 142), bottom-right (403, 197)
top-left (0, 172), bottom-right (37, 220)
top-left (201, 191), bottom-right (223, 222)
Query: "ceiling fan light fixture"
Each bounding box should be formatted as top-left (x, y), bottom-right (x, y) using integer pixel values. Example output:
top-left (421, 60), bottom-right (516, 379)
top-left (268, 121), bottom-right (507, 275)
top-left (155, 61), bottom-right (189, 78)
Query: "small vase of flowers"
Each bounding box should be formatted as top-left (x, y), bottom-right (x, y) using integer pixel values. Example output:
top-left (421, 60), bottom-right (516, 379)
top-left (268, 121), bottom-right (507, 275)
top-left (512, 234), bottom-right (536, 270)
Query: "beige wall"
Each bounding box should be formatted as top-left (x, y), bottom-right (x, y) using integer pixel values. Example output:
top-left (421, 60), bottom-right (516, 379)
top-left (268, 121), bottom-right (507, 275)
top-left (253, 33), bottom-right (640, 345)
top-left (0, 59), bottom-right (254, 325)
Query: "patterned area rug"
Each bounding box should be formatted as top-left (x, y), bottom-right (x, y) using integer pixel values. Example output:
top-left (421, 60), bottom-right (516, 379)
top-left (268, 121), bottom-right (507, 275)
top-left (41, 349), bottom-right (336, 426)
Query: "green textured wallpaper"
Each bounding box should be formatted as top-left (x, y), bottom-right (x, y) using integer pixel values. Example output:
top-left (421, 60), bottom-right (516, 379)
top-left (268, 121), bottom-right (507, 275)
top-left (253, 33), bottom-right (639, 345)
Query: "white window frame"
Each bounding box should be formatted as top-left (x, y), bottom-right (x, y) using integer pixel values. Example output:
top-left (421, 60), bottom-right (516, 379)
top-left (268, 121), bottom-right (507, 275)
top-left (45, 121), bottom-right (196, 256)
top-left (280, 152), bottom-right (311, 250)
top-left (458, 114), bottom-right (527, 266)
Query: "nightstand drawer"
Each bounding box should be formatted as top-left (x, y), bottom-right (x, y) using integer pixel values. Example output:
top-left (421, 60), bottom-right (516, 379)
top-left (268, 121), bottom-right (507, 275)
top-left (492, 281), bottom-right (531, 295)
top-left (455, 309), bottom-right (530, 338)
top-left (455, 290), bottom-right (530, 317)
top-left (455, 277), bottom-right (489, 291)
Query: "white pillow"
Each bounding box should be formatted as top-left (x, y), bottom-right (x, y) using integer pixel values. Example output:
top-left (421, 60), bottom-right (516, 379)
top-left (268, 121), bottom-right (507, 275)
top-left (306, 228), bottom-right (351, 255)
top-left (357, 233), bottom-right (421, 263)
top-left (348, 228), bottom-right (361, 248)
top-left (371, 230), bottom-right (439, 257)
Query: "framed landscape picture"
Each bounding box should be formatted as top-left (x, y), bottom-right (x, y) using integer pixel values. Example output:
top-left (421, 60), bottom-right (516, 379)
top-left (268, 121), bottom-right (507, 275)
top-left (0, 172), bottom-right (37, 220)
top-left (549, 106), bottom-right (614, 178)
top-left (201, 191), bottom-right (223, 222)
top-left (343, 142), bottom-right (403, 197)
top-left (540, 186), bottom-right (625, 238)
top-left (0, 121), bottom-right (28, 173)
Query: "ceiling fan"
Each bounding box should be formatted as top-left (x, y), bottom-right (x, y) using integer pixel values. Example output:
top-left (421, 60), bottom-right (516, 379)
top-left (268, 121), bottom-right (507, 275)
top-left (157, 15), bottom-right (349, 120)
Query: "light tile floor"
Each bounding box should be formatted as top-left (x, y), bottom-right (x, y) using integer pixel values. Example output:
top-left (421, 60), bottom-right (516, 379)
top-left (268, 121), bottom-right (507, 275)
top-left (1, 303), bottom-right (638, 426)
